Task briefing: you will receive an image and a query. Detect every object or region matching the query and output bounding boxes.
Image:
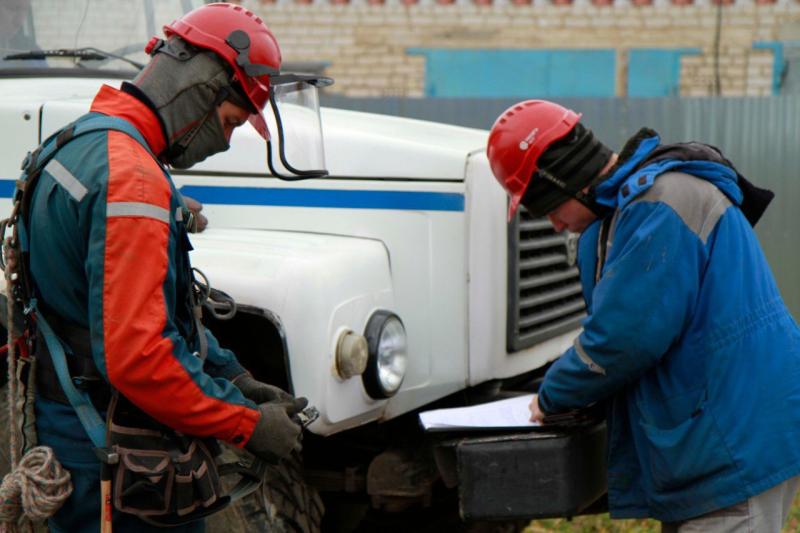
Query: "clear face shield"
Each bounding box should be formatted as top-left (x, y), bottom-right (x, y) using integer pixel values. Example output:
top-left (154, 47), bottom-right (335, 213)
top-left (264, 75), bottom-right (332, 181)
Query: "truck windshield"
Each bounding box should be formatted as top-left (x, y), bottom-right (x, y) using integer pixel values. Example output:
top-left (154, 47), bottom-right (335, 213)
top-left (0, 0), bottom-right (202, 74)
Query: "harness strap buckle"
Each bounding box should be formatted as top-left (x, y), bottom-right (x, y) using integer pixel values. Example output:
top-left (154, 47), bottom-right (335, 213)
top-left (72, 375), bottom-right (102, 390)
top-left (21, 147), bottom-right (41, 174)
top-left (94, 447), bottom-right (119, 466)
top-left (23, 297), bottom-right (37, 316)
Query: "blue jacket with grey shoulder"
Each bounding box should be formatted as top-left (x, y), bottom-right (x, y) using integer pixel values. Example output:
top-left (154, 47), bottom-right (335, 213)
top-left (537, 129), bottom-right (800, 522)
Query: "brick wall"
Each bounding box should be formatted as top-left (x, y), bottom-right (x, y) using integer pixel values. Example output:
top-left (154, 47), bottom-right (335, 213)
top-left (28, 0), bottom-right (800, 97)
top-left (239, 0), bottom-right (800, 97)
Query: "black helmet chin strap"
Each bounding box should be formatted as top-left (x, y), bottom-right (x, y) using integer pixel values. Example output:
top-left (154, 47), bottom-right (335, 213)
top-left (573, 188), bottom-right (613, 218)
top-left (537, 169), bottom-right (612, 218)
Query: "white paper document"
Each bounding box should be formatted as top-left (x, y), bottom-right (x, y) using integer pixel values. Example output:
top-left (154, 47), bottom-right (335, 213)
top-left (418, 394), bottom-right (540, 431)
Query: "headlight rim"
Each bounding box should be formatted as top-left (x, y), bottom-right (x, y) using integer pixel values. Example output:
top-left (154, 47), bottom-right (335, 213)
top-left (362, 309), bottom-right (407, 399)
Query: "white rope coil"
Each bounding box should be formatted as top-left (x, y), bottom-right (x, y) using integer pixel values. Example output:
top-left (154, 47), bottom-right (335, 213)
top-left (0, 446), bottom-right (72, 531)
top-left (1, 234), bottom-right (73, 531)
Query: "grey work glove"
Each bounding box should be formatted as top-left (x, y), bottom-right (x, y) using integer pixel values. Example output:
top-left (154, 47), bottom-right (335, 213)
top-left (233, 374), bottom-right (295, 404)
top-left (245, 402), bottom-right (306, 463)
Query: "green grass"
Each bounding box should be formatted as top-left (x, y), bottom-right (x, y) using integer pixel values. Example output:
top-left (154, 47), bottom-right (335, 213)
top-left (523, 491), bottom-right (800, 532)
top-left (524, 516), bottom-right (659, 533)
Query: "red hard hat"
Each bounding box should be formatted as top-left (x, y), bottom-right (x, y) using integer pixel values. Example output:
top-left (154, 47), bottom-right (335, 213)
top-left (486, 100), bottom-right (581, 220)
top-left (161, 2), bottom-right (282, 140)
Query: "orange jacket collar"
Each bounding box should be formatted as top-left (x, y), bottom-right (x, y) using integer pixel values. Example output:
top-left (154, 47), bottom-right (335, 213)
top-left (90, 84), bottom-right (167, 157)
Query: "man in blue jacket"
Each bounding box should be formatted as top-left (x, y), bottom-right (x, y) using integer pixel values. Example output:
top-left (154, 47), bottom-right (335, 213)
top-left (486, 100), bottom-right (800, 531)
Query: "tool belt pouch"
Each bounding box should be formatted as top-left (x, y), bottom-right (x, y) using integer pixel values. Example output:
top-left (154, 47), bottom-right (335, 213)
top-left (106, 394), bottom-right (229, 526)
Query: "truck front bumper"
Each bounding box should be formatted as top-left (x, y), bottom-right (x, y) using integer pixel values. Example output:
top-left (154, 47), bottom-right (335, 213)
top-left (434, 421), bottom-right (608, 521)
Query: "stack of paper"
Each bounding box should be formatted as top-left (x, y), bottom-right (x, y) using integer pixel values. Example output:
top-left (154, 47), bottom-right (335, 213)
top-left (418, 394), bottom-right (540, 431)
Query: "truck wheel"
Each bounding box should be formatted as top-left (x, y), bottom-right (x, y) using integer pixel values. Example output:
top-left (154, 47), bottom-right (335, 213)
top-left (208, 449), bottom-right (324, 533)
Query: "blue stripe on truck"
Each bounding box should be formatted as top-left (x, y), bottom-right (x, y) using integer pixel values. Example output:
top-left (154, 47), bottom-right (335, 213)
top-left (178, 185), bottom-right (465, 212)
top-left (0, 180), bottom-right (465, 212)
top-left (0, 180), bottom-right (15, 197)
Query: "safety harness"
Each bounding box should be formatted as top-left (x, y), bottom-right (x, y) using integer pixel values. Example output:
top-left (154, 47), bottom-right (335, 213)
top-left (1, 115), bottom-right (264, 528)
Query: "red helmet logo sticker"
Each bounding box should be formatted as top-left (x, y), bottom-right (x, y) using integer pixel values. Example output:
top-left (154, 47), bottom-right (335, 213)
top-left (519, 128), bottom-right (539, 151)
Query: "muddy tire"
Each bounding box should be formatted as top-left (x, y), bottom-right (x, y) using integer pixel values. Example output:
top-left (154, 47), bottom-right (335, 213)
top-left (207, 449), bottom-right (324, 533)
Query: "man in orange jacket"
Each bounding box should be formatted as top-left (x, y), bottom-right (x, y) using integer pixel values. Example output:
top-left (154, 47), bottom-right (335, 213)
top-left (25, 4), bottom-right (313, 531)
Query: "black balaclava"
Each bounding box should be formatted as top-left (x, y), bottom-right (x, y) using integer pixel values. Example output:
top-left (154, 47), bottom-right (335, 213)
top-left (520, 123), bottom-right (613, 218)
top-left (133, 36), bottom-right (251, 169)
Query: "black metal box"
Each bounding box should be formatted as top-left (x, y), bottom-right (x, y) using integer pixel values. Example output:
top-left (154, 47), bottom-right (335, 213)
top-left (449, 422), bottom-right (607, 520)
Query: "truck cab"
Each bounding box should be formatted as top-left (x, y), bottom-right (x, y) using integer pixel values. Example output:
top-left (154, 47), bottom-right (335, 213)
top-left (0, 0), bottom-right (604, 528)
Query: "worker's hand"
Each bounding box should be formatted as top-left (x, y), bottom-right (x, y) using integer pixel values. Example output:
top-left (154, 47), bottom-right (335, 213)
top-left (181, 194), bottom-right (208, 233)
top-left (529, 394), bottom-right (546, 424)
top-left (245, 403), bottom-right (304, 463)
top-left (233, 373), bottom-right (295, 404)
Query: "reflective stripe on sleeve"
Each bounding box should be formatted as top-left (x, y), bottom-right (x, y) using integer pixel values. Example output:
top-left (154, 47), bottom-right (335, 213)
top-left (100, 129), bottom-right (258, 442)
top-left (575, 338), bottom-right (606, 376)
top-left (44, 159), bottom-right (88, 201)
top-left (107, 201), bottom-right (170, 223)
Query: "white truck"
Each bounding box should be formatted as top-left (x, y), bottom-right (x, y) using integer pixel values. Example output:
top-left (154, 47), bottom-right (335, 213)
top-left (0, 1), bottom-right (605, 530)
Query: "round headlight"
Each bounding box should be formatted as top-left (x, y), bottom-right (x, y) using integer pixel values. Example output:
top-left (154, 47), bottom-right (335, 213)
top-left (362, 311), bottom-right (407, 398)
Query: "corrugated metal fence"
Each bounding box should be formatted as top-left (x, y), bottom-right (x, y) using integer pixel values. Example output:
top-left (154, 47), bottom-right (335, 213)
top-left (322, 95), bottom-right (800, 317)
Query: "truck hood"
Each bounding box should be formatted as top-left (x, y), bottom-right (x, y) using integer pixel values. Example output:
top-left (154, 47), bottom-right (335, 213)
top-left (187, 228), bottom-right (391, 314)
top-left (188, 228), bottom-right (396, 434)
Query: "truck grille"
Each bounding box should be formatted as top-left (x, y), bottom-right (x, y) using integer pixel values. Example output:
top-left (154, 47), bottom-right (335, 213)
top-left (507, 205), bottom-right (586, 352)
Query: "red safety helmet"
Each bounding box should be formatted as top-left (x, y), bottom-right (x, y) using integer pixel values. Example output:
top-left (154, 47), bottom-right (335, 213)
top-left (486, 100), bottom-right (581, 220)
top-left (156, 2), bottom-right (282, 140)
